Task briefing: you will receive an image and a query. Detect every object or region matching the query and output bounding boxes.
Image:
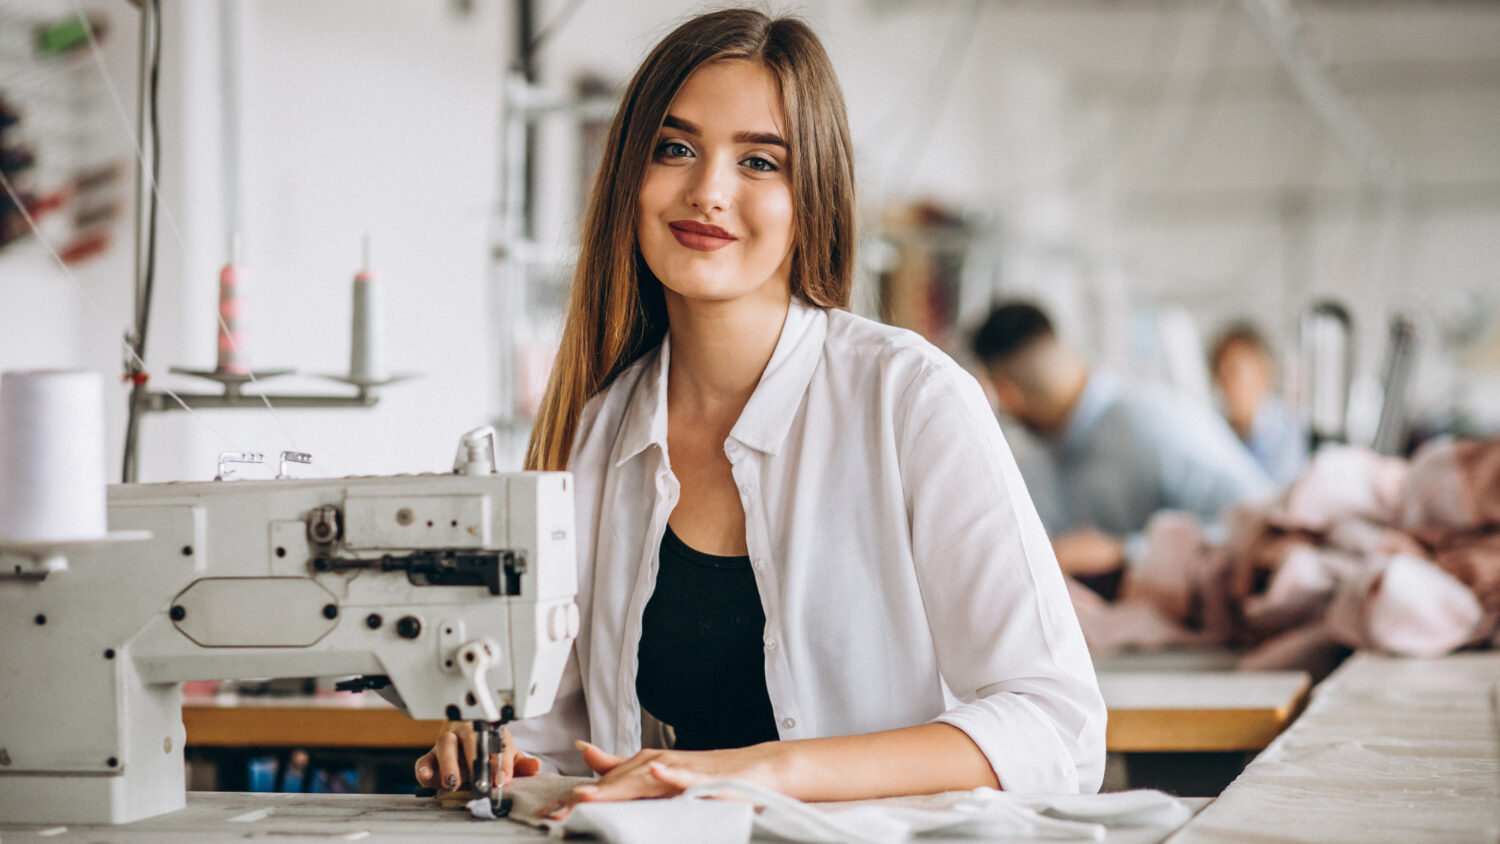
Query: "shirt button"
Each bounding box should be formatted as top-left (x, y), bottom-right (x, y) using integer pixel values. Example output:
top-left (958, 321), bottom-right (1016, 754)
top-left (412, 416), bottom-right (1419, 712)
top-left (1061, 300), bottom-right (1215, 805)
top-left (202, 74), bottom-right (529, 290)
top-left (739, 482), bottom-right (753, 496)
top-left (764, 637), bottom-right (777, 651)
top-left (752, 558), bottom-right (765, 572)
top-left (781, 717), bottom-right (795, 729)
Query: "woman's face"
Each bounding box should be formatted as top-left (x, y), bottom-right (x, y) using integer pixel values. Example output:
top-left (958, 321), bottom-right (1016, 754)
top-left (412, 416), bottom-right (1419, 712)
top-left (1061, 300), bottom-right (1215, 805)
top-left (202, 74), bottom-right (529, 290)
top-left (636, 60), bottom-right (795, 306)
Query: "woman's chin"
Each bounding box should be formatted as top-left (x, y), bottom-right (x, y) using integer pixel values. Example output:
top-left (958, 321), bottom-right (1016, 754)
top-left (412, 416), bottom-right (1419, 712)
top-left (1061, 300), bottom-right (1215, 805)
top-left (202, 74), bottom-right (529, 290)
top-left (661, 279), bottom-right (766, 305)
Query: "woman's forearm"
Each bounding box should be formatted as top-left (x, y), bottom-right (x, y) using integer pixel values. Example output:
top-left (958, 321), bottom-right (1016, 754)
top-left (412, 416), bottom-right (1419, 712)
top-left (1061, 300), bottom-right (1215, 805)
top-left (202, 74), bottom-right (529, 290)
top-left (770, 722), bottom-right (999, 802)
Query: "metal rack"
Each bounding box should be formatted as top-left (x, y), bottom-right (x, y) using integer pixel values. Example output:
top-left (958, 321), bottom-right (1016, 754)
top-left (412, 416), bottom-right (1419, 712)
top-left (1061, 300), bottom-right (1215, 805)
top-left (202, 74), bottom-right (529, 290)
top-left (489, 70), bottom-right (614, 465)
top-left (117, 1), bottom-right (408, 481)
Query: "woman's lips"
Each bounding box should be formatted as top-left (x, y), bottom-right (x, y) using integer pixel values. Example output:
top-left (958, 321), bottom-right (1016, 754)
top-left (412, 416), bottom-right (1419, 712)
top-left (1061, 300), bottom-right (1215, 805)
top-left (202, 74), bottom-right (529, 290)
top-left (669, 220), bottom-right (737, 251)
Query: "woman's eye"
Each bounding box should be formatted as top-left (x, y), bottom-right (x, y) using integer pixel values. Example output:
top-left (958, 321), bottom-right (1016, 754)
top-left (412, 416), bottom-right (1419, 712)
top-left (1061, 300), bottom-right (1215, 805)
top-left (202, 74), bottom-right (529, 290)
top-left (656, 141), bottom-right (693, 159)
top-left (743, 155), bottom-right (779, 172)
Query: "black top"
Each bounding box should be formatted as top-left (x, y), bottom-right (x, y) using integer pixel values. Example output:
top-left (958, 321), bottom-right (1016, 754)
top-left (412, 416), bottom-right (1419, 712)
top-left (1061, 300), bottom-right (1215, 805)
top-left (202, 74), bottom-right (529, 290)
top-left (635, 525), bottom-right (779, 751)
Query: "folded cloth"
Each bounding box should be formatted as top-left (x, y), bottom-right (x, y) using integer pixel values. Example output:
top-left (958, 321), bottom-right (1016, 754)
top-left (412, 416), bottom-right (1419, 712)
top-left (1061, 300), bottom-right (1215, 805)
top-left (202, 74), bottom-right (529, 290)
top-left (1280, 445), bottom-right (1408, 531)
top-left (1322, 552), bottom-right (1485, 657)
top-left (1028, 788), bottom-right (1195, 828)
top-left (502, 774), bottom-right (1190, 844)
top-left (682, 780), bottom-right (1103, 843)
top-left (674, 781), bottom-right (1190, 844)
top-left (565, 798), bottom-right (754, 844)
top-left (1401, 438), bottom-right (1500, 532)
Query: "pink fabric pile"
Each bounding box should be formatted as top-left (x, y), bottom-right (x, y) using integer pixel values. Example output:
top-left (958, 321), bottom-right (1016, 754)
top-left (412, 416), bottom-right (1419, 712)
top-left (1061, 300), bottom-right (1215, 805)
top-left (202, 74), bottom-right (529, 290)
top-left (1071, 438), bottom-right (1500, 674)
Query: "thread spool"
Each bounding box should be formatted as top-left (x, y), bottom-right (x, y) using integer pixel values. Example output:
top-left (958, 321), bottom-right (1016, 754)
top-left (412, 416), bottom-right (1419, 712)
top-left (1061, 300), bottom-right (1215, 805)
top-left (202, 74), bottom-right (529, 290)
top-left (349, 234), bottom-right (386, 383)
top-left (217, 233), bottom-right (248, 374)
top-left (0, 370), bottom-right (108, 544)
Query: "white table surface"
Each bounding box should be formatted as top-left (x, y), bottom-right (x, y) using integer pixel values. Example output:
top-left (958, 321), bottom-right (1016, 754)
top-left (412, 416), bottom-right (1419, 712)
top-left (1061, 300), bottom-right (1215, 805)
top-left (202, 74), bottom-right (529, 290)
top-left (0, 789), bottom-right (1211, 843)
top-left (1167, 651), bottom-right (1500, 844)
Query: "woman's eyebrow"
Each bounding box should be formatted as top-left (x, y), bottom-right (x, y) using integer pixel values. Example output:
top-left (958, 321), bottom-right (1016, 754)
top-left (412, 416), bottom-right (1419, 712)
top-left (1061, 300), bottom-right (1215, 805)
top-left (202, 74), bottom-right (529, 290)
top-left (662, 114), bottom-right (786, 149)
top-left (662, 115), bottom-right (699, 134)
top-left (735, 129), bottom-right (786, 148)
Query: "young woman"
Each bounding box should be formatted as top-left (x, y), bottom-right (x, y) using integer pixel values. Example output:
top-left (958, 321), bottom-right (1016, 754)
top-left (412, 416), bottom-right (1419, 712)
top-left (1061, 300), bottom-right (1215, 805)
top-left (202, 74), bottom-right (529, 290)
top-left (416, 8), bottom-right (1104, 807)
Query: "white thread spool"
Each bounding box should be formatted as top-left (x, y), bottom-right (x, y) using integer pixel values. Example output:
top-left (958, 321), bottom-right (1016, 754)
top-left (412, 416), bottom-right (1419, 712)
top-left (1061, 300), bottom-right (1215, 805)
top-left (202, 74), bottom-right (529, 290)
top-left (349, 234), bottom-right (386, 383)
top-left (0, 370), bottom-right (108, 544)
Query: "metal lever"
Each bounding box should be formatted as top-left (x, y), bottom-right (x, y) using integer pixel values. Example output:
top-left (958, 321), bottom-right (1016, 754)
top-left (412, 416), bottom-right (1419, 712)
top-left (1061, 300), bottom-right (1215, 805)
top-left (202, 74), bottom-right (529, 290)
top-left (278, 450), bottom-right (312, 479)
top-left (455, 638), bottom-right (507, 814)
top-left (455, 639), bottom-right (503, 721)
top-left (473, 720), bottom-right (501, 806)
top-left (215, 451), bottom-right (263, 481)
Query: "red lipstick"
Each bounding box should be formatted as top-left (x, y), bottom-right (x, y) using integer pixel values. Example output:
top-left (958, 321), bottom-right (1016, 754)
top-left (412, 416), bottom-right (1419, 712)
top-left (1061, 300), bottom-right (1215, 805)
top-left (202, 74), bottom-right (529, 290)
top-left (669, 220), bottom-right (737, 251)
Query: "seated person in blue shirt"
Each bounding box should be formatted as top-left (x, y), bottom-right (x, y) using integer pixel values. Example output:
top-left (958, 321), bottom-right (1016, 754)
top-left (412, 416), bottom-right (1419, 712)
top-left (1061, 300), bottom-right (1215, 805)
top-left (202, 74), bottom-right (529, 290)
top-left (1208, 322), bottom-right (1308, 487)
top-left (971, 302), bottom-right (1275, 588)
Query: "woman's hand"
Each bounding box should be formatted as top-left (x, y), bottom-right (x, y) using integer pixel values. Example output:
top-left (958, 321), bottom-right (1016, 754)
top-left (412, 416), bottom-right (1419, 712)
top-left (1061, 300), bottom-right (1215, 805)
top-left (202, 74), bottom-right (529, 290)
top-left (545, 740), bottom-right (784, 817)
top-left (414, 723), bottom-right (540, 791)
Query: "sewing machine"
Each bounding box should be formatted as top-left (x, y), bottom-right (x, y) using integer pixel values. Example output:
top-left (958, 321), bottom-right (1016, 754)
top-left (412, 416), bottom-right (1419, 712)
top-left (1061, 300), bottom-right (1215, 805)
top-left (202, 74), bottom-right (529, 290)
top-left (0, 433), bottom-right (579, 824)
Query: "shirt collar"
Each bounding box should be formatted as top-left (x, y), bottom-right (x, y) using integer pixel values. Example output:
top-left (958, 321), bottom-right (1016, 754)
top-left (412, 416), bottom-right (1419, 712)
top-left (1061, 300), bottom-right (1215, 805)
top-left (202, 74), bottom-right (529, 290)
top-left (609, 339), bottom-right (671, 469)
top-left (1054, 368), bottom-right (1120, 459)
top-left (729, 298), bottom-right (827, 456)
top-left (609, 298), bottom-right (828, 468)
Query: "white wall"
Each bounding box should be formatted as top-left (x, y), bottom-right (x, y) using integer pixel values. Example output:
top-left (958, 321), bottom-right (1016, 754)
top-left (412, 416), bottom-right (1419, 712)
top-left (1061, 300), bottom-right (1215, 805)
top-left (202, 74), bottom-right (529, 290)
top-left (3, 0), bottom-right (510, 482)
top-left (218, 0), bottom-right (508, 479)
top-left (524, 0), bottom-right (1500, 427)
top-left (5, 0), bottom-right (1497, 486)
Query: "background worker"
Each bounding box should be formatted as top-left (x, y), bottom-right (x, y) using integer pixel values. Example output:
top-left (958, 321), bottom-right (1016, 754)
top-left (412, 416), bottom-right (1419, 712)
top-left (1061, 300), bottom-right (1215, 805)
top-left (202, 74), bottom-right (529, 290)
top-left (1209, 322), bottom-right (1308, 487)
top-left (971, 302), bottom-right (1275, 589)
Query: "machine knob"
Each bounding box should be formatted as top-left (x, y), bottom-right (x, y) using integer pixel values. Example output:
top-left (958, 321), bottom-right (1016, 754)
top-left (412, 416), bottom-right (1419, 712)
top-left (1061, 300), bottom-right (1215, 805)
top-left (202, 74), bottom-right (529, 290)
top-left (396, 615), bottom-right (422, 639)
top-left (307, 505), bottom-right (342, 545)
top-left (547, 603), bottom-right (580, 642)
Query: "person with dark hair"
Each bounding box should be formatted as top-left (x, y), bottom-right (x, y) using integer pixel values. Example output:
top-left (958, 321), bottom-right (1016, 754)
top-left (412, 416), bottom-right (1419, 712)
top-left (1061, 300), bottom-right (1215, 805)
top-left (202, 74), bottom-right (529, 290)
top-left (415, 10), bottom-right (1104, 810)
top-left (971, 302), bottom-right (1274, 584)
top-left (1209, 322), bottom-right (1307, 486)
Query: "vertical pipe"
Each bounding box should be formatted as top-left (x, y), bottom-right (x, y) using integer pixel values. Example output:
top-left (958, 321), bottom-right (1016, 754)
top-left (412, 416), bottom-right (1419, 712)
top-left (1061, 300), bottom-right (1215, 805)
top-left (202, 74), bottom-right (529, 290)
top-left (131, 0), bottom-right (152, 324)
top-left (122, 0), bottom-right (155, 483)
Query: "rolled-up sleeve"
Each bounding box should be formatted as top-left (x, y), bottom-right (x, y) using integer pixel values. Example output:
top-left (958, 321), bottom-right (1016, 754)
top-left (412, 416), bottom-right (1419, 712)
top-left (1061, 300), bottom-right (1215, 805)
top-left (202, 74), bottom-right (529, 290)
top-left (899, 365), bottom-right (1106, 793)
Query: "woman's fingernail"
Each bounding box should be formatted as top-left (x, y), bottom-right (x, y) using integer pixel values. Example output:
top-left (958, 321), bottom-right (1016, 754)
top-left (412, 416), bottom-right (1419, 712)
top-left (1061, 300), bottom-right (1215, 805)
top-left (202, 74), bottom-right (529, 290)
top-left (574, 784), bottom-right (599, 794)
top-left (444, 773), bottom-right (458, 789)
top-left (417, 765), bottom-right (431, 780)
top-left (573, 739), bottom-right (593, 751)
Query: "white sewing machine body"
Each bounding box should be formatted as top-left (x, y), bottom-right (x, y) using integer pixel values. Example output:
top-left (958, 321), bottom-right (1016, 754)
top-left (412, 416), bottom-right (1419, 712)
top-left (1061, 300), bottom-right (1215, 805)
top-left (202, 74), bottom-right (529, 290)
top-left (0, 470), bottom-right (578, 824)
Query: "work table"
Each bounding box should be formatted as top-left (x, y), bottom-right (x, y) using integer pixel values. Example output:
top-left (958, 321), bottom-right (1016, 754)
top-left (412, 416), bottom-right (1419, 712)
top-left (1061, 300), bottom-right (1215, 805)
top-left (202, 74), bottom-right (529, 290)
top-left (4, 653), bottom-right (1494, 842)
top-left (1166, 651), bottom-right (1500, 843)
top-left (177, 666), bottom-right (1312, 755)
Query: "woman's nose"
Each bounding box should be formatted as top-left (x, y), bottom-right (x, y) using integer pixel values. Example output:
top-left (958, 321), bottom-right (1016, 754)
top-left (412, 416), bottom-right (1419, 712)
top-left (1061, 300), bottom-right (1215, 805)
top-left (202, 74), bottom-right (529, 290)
top-left (684, 157), bottom-right (733, 213)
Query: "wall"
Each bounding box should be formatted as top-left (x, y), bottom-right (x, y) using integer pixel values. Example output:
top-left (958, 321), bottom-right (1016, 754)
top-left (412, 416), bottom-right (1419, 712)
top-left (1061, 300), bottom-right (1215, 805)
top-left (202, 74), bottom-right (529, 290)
top-left (2, 0), bottom-right (510, 482)
top-left (4, 0), bottom-right (1497, 487)
top-left (529, 0), bottom-right (1500, 430)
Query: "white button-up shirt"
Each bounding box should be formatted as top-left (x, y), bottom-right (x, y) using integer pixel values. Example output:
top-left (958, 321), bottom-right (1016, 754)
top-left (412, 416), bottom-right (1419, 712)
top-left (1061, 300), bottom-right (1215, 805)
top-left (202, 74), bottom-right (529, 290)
top-left (509, 298), bottom-right (1105, 793)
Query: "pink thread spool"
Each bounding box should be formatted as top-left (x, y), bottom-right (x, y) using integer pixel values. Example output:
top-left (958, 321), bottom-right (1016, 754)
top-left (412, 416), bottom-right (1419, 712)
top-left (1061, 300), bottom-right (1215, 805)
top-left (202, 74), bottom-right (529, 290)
top-left (216, 235), bottom-right (248, 374)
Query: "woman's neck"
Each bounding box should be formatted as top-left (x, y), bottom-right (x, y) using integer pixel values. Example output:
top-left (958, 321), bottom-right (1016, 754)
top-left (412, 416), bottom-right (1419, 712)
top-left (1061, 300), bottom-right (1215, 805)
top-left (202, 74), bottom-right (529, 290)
top-left (664, 284), bottom-right (791, 421)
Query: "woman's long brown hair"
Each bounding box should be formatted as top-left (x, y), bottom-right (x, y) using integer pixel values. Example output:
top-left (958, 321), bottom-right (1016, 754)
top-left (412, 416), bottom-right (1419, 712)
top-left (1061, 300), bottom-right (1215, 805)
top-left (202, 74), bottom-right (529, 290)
top-left (525, 8), bottom-right (856, 471)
